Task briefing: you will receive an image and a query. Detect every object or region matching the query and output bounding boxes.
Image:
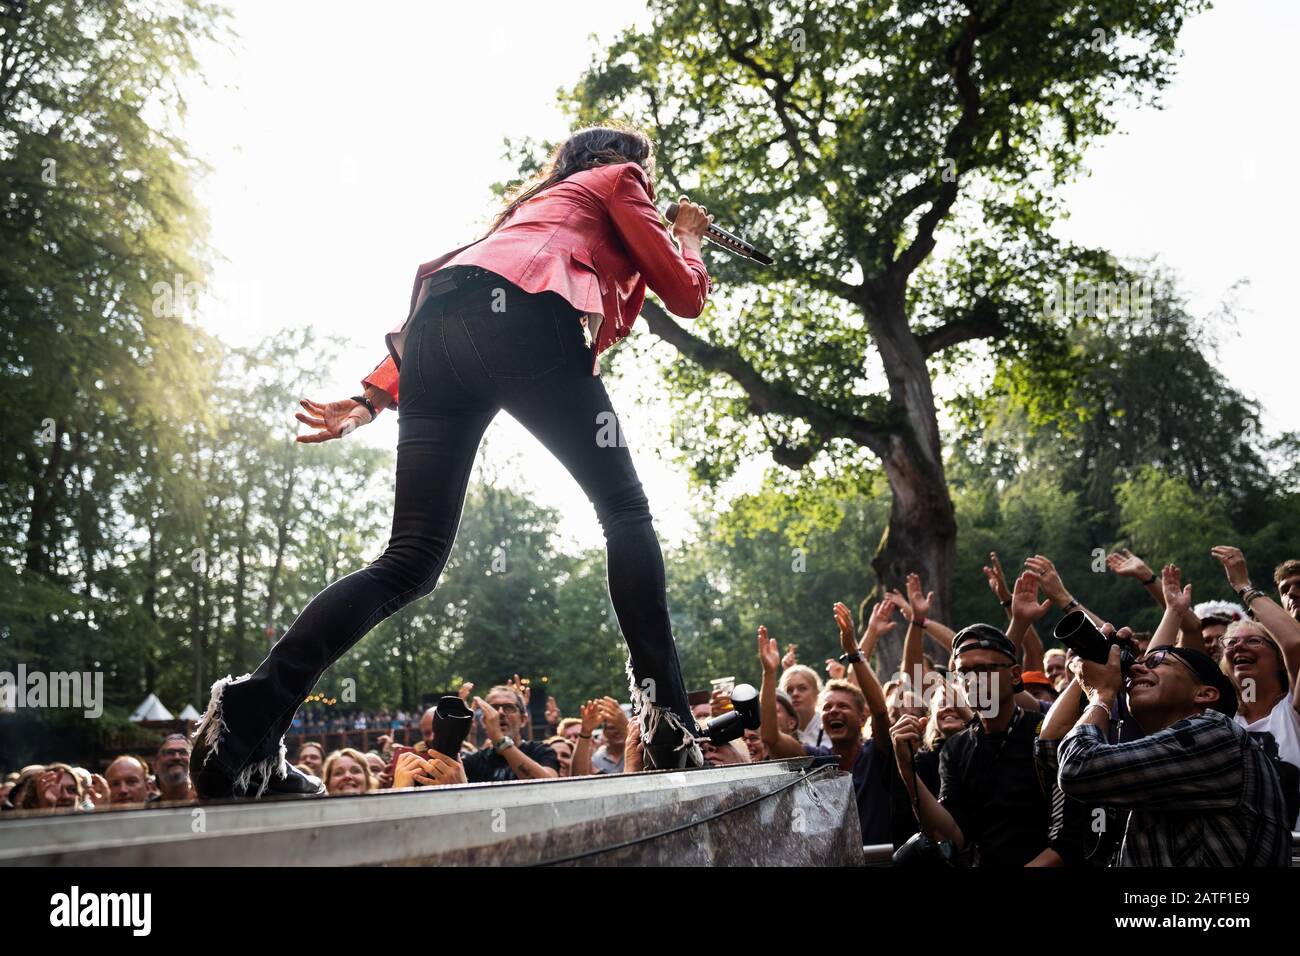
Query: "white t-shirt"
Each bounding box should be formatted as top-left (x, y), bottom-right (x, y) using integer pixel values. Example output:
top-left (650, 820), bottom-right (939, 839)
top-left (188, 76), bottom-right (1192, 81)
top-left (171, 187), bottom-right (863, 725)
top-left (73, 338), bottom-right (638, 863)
top-left (797, 713), bottom-right (827, 750)
top-left (1236, 696), bottom-right (1300, 827)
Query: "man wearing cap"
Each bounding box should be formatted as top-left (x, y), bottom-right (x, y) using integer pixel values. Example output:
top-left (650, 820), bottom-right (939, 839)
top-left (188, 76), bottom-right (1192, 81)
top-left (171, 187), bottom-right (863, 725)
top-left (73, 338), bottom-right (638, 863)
top-left (1047, 641), bottom-right (1291, 866)
top-left (891, 580), bottom-right (1067, 866)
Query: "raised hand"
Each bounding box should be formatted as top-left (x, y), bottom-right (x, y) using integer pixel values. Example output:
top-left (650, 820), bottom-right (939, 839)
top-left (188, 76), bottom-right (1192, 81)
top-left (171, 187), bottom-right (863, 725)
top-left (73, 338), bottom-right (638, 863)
top-left (982, 551), bottom-right (1012, 603)
top-left (885, 589), bottom-right (914, 623)
top-left (579, 699), bottom-right (601, 736)
top-left (1024, 554), bottom-right (1070, 606)
top-left (758, 627), bottom-right (782, 675)
top-left (294, 397), bottom-right (373, 444)
top-left (37, 769), bottom-right (62, 808)
top-left (456, 681), bottom-right (474, 702)
top-left (1161, 564), bottom-right (1192, 615)
top-left (1106, 548), bottom-right (1154, 582)
top-left (1210, 545), bottom-right (1251, 591)
top-left (833, 601), bottom-right (858, 654)
top-left (1010, 570), bottom-right (1052, 625)
top-left (824, 658), bottom-right (847, 680)
top-left (472, 696), bottom-right (502, 742)
top-left (598, 696), bottom-right (629, 733)
top-left (545, 696), bottom-right (561, 728)
top-left (88, 773), bottom-right (110, 807)
top-left (507, 674), bottom-right (531, 708)
top-left (905, 573), bottom-right (934, 620)
top-left (781, 643), bottom-right (798, 669)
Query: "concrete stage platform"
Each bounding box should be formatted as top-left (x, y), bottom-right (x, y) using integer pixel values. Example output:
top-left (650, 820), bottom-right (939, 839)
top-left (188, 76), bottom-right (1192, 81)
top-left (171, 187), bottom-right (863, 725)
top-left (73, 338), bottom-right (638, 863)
top-left (0, 757), bottom-right (862, 866)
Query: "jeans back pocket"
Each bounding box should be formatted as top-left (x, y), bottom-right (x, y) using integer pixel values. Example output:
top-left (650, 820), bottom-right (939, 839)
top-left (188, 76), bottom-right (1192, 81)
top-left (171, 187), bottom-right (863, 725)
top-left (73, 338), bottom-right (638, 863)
top-left (458, 299), bottom-right (566, 381)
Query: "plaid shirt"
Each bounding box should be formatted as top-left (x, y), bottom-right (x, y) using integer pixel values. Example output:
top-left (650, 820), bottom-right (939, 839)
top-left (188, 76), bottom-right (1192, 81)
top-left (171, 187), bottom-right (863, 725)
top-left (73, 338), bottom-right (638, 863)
top-left (1043, 709), bottom-right (1291, 867)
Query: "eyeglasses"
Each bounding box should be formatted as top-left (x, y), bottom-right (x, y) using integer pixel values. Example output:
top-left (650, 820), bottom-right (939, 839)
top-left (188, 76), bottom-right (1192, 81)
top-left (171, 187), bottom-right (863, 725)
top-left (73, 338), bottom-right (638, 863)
top-left (1134, 648), bottom-right (1200, 676)
top-left (492, 702), bottom-right (520, 714)
top-left (1221, 635), bottom-right (1268, 651)
top-left (159, 748), bottom-right (189, 758)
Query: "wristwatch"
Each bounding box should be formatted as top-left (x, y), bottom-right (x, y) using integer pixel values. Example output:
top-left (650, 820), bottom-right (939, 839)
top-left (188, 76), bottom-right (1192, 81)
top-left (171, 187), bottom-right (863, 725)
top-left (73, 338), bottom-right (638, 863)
top-left (493, 735), bottom-right (516, 754)
top-left (838, 651), bottom-right (863, 664)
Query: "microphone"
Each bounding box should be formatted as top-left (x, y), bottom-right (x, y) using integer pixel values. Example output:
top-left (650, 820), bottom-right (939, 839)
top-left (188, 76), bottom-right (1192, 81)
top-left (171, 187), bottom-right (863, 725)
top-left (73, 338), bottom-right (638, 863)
top-left (664, 202), bottom-right (773, 266)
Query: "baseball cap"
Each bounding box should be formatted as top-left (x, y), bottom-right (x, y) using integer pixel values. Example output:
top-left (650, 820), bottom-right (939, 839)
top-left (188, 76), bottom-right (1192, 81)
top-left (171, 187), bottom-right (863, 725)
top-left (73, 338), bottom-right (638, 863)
top-left (1161, 646), bottom-right (1239, 717)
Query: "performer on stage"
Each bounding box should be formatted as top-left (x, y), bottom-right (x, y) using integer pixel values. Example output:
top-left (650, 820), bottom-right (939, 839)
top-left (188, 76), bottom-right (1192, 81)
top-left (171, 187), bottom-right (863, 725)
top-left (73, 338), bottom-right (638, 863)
top-left (191, 125), bottom-right (715, 797)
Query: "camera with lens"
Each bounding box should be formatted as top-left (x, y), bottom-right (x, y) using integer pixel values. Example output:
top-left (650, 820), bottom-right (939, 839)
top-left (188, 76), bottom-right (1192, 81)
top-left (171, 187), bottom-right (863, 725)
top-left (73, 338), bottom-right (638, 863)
top-left (697, 683), bottom-right (761, 744)
top-left (1053, 610), bottom-right (1137, 676)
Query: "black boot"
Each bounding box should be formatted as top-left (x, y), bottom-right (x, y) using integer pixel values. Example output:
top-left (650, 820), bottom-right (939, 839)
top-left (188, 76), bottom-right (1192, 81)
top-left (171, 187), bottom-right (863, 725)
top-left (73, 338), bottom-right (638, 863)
top-left (242, 762), bottom-right (325, 798)
top-left (639, 707), bottom-right (704, 771)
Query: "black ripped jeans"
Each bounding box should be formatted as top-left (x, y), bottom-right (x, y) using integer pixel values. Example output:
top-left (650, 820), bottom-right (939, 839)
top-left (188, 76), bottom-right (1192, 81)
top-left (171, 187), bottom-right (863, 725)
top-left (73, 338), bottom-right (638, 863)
top-left (209, 277), bottom-right (695, 776)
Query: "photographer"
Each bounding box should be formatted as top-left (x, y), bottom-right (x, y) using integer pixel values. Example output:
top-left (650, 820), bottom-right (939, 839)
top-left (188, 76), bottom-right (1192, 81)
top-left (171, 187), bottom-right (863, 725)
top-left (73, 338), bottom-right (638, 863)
top-left (1048, 633), bottom-right (1291, 866)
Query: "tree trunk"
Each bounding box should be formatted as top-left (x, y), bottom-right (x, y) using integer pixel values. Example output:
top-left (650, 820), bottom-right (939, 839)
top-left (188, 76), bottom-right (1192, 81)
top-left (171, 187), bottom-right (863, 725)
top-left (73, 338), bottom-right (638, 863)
top-left (864, 288), bottom-right (958, 673)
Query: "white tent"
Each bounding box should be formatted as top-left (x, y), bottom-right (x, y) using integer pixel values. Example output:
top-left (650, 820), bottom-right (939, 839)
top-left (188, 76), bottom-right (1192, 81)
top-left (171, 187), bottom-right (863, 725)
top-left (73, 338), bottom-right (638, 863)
top-left (177, 704), bottom-right (201, 721)
top-left (129, 693), bottom-right (173, 722)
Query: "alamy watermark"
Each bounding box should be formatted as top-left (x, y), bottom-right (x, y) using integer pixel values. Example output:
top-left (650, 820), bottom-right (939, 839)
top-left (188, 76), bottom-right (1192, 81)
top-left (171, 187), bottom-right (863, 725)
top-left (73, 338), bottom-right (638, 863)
top-left (0, 664), bottom-right (103, 718)
top-left (1042, 275), bottom-right (1152, 321)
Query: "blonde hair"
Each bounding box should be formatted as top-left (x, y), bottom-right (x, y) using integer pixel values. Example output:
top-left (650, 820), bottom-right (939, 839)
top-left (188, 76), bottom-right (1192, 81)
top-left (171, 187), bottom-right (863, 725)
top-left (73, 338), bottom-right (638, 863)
top-left (1221, 619), bottom-right (1289, 698)
top-left (780, 665), bottom-right (824, 696)
top-left (321, 748), bottom-right (376, 794)
top-left (924, 680), bottom-right (973, 749)
top-left (818, 678), bottom-right (867, 716)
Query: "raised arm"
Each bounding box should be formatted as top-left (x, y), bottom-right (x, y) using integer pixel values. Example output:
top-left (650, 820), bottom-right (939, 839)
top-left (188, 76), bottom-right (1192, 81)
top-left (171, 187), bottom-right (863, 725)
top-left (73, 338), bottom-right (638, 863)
top-left (1213, 545), bottom-right (1300, 708)
top-left (835, 602), bottom-right (890, 753)
top-left (984, 551), bottom-right (1046, 668)
top-left (606, 165), bottom-right (712, 318)
top-left (758, 627), bottom-right (805, 759)
top-left (1025, 555), bottom-right (1104, 629)
top-left (900, 574), bottom-right (933, 686)
top-left (1108, 548), bottom-right (1203, 637)
top-left (1147, 564), bottom-right (1206, 655)
top-left (569, 700), bottom-right (600, 777)
top-left (886, 587), bottom-right (956, 653)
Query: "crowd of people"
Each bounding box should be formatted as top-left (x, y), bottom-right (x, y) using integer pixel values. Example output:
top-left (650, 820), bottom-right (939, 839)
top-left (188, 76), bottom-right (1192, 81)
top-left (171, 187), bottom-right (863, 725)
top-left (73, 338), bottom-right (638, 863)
top-left (4, 544), bottom-right (1298, 867)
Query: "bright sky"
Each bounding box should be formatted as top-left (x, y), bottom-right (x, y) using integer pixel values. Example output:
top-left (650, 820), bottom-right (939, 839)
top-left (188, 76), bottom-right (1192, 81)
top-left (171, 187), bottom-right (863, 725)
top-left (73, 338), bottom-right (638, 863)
top-left (181, 0), bottom-right (1299, 553)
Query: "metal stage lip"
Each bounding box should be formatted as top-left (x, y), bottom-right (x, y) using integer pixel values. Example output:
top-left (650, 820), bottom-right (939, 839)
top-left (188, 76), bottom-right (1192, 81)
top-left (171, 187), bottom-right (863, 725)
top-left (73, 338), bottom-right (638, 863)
top-left (0, 757), bottom-right (863, 866)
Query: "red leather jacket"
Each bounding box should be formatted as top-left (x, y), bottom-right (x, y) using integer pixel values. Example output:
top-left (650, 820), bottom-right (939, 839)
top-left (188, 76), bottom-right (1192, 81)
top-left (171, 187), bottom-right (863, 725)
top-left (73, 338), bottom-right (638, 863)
top-left (361, 162), bottom-right (711, 405)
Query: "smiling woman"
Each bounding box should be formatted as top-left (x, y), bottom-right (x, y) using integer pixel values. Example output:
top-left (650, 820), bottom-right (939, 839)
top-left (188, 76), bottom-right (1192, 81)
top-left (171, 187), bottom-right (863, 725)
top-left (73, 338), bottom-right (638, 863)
top-left (321, 748), bottom-right (374, 796)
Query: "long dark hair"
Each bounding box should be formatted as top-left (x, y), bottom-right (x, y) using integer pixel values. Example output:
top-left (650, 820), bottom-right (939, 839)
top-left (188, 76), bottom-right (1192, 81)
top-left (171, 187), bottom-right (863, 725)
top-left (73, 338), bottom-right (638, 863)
top-left (488, 123), bottom-right (655, 234)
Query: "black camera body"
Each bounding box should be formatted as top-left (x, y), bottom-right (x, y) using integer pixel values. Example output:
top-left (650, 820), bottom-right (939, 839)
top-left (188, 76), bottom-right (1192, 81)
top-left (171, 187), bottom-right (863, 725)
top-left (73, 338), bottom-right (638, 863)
top-left (1053, 610), bottom-right (1137, 676)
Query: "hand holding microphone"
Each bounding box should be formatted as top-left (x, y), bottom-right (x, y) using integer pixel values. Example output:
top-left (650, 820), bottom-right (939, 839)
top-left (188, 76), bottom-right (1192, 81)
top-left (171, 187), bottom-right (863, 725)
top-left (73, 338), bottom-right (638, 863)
top-left (664, 198), bottom-right (774, 266)
top-left (670, 196), bottom-right (713, 249)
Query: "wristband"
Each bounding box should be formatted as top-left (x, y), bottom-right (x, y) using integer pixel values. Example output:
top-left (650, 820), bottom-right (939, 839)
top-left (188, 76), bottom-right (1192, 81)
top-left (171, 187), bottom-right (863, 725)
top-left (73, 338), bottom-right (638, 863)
top-left (350, 394), bottom-right (378, 420)
top-left (1239, 586), bottom-right (1265, 609)
top-left (1142, 573), bottom-right (1157, 585)
top-left (838, 651), bottom-right (863, 664)
top-left (579, 733), bottom-right (593, 740)
top-left (999, 599), bottom-right (1012, 608)
top-left (1063, 598), bottom-right (1080, 612)
top-left (913, 617), bottom-right (927, 629)
top-left (1084, 699), bottom-right (1112, 721)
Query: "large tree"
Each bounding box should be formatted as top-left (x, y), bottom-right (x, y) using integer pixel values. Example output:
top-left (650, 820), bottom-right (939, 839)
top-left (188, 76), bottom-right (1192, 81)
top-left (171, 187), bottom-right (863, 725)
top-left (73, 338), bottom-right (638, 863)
top-left (542, 0), bottom-right (1207, 641)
